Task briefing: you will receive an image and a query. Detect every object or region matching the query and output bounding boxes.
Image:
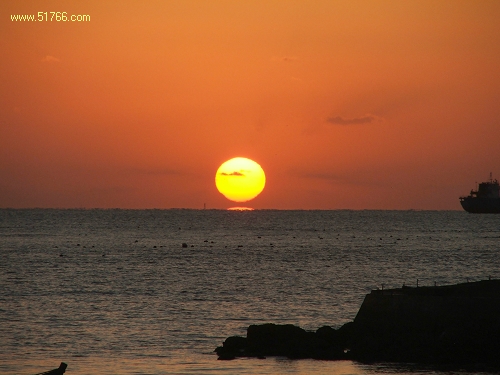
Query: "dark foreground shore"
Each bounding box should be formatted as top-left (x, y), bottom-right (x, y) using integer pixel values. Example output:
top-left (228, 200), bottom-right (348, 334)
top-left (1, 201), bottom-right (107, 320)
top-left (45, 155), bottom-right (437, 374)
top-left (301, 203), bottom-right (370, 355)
top-left (216, 279), bottom-right (500, 368)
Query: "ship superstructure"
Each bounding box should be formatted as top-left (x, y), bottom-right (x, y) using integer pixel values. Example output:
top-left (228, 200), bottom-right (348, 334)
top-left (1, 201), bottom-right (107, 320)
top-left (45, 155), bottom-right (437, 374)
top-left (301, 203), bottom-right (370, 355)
top-left (460, 173), bottom-right (500, 213)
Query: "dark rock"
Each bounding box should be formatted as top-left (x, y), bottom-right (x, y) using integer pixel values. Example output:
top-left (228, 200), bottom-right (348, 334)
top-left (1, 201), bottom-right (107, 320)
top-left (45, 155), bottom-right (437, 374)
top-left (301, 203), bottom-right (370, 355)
top-left (350, 279), bottom-right (500, 365)
top-left (336, 321), bottom-right (355, 349)
top-left (214, 280), bottom-right (500, 368)
top-left (246, 323), bottom-right (306, 357)
top-left (224, 335), bottom-right (247, 350)
top-left (37, 362), bottom-right (67, 375)
top-left (214, 336), bottom-right (247, 360)
top-left (313, 326), bottom-right (347, 359)
top-left (216, 350), bottom-right (236, 360)
top-left (212, 323), bottom-right (349, 360)
top-left (315, 325), bottom-right (337, 342)
top-left (182, 243), bottom-right (188, 248)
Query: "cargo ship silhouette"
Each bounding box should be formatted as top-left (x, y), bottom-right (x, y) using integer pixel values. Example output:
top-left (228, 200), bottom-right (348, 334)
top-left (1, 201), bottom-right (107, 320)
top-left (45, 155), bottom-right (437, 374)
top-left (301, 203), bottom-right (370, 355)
top-left (460, 173), bottom-right (500, 213)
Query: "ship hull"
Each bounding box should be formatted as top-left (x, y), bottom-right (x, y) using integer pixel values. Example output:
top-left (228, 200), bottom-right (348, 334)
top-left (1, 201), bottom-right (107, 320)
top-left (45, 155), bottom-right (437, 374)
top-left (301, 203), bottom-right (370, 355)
top-left (460, 197), bottom-right (500, 213)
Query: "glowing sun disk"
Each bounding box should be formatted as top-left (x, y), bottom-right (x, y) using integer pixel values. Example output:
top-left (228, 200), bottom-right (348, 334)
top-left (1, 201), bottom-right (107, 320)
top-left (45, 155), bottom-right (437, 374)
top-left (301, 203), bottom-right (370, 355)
top-left (215, 157), bottom-right (266, 202)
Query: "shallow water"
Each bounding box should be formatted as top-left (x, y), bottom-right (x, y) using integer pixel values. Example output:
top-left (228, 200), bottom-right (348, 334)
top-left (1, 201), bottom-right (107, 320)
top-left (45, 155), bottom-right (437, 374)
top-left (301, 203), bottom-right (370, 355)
top-left (1, 209), bottom-right (499, 374)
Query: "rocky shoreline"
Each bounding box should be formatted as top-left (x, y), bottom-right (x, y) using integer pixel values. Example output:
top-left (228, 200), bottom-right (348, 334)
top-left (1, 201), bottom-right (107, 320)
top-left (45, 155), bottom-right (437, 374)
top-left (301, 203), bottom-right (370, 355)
top-left (215, 322), bottom-right (353, 360)
top-left (215, 279), bottom-right (500, 367)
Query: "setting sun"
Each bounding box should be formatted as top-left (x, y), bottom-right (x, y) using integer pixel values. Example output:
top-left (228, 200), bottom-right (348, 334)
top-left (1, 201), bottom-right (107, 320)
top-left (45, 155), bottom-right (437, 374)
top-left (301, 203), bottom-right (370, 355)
top-left (215, 158), bottom-right (266, 202)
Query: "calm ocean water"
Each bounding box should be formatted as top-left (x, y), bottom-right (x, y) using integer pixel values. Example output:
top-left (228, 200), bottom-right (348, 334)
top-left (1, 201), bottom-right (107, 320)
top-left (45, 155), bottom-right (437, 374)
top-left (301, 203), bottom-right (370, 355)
top-left (1, 209), bottom-right (499, 375)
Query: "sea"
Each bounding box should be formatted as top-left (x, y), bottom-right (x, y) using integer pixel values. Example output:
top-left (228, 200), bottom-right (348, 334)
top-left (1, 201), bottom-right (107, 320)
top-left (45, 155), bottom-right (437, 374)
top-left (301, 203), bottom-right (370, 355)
top-left (1, 209), bottom-right (499, 375)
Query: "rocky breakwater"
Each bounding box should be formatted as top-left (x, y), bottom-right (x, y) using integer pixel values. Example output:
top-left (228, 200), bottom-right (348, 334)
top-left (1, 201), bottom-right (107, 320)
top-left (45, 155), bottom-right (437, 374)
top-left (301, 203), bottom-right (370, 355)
top-left (215, 279), bottom-right (500, 367)
top-left (215, 322), bottom-right (354, 360)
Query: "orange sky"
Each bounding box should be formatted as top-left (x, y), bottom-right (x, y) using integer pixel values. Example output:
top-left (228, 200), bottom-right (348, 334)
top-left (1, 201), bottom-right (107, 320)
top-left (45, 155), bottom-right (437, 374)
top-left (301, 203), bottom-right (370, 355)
top-left (1, 0), bottom-right (500, 209)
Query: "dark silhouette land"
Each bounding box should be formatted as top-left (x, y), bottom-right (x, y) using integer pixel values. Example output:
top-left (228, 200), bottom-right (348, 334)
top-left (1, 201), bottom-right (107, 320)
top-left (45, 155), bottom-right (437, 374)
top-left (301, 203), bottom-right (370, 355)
top-left (34, 363), bottom-right (67, 375)
top-left (216, 280), bottom-right (500, 368)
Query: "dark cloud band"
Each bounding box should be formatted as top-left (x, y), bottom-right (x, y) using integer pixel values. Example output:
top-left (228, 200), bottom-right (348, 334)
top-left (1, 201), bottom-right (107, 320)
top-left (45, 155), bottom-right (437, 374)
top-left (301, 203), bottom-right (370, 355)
top-left (326, 115), bottom-right (378, 125)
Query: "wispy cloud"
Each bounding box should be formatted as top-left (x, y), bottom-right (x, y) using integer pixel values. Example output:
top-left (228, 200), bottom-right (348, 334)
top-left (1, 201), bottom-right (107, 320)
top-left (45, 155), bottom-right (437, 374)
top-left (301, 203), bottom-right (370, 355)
top-left (41, 55), bottom-right (60, 63)
top-left (326, 114), bottom-right (382, 126)
top-left (271, 56), bottom-right (298, 62)
top-left (221, 171), bottom-right (245, 176)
